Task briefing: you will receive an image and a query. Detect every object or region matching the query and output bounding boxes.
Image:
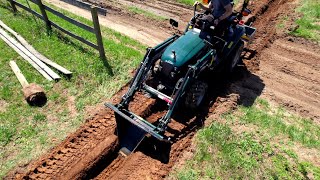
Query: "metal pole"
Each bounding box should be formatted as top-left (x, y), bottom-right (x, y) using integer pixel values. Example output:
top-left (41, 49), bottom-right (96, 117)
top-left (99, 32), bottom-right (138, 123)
top-left (91, 6), bottom-right (106, 62)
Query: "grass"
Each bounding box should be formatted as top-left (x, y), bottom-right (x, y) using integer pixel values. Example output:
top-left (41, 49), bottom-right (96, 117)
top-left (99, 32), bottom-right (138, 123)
top-left (0, 0), bottom-right (146, 178)
top-left (175, 0), bottom-right (239, 6)
top-left (175, 0), bottom-right (196, 6)
top-left (238, 105), bottom-right (320, 149)
top-left (171, 99), bottom-right (320, 179)
top-left (292, 0), bottom-right (320, 41)
top-left (127, 6), bottom-right (168, 21)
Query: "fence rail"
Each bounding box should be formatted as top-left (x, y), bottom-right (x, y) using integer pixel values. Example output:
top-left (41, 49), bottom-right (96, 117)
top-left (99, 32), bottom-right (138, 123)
top-left (7, 0), bottom-right (107, 61)
top-left (60, 0), bottom-right (106, 16)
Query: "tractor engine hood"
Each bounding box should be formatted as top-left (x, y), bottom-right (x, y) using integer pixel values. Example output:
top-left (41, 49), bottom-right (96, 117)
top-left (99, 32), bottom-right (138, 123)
top-left (161, 29), bottom-right (206, 67)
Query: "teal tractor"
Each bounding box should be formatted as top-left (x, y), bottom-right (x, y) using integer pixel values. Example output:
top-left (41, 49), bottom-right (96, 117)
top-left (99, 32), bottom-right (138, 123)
top-left (105, 0), bottom-right (256, 156)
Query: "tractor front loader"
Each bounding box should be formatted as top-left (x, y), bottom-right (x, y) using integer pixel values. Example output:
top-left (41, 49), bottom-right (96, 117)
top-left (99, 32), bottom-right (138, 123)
top-left (105, 0), bottom-right (256, 156)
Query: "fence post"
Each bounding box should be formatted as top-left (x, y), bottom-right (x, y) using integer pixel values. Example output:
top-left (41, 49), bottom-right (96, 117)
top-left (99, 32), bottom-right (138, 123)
top-left (36, 0), bottom-right (51, 33)
top-left (8, 0), bottom-right (17, 13)
top-left (91, 6), bottom-right (106, 62)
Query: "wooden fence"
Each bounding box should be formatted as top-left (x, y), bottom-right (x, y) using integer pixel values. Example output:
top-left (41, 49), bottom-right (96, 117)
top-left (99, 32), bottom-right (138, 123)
top-left (7, 0), bottom-right (107, 61)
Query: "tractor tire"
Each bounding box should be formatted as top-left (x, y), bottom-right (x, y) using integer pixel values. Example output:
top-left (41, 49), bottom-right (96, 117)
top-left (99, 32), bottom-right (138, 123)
top-left (185, 81), bottom-right (208, 109)
top-left (227, 40), bottom-right (244, 72)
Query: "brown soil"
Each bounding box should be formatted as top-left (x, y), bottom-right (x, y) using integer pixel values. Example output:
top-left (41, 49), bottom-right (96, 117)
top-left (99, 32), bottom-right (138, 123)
top-left (6, 0), bottom-right (320, 179)
top-left (0, 99), bottom-right (8, 112)
top-left (259, 37), bottom-right (320, 122)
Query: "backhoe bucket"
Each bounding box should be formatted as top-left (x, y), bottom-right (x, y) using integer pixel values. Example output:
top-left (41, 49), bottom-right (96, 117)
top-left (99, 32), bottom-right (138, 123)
top-left (115, 113), bottom-right (146, 156)
top-left (105, 103), bottom-right (168, 156)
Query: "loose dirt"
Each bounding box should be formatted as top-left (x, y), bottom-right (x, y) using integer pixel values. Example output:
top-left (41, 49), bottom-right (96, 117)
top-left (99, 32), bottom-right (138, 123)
top-left (259, 37), bottom-right (320, 122)
top-left (6, 0), bottom-right (320, 179)
top-left (45, 0), bottom-right (189, 46)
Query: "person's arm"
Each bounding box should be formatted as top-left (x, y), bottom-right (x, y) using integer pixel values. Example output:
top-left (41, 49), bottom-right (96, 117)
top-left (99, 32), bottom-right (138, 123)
top-left (218, 3), bottom-right (232, 21)
top-left (214, 3), bottom-right (232, 25)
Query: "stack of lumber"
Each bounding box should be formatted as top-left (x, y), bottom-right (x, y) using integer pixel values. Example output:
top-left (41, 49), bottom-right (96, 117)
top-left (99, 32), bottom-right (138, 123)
top-left (0, 20), bottom-right (72, 81)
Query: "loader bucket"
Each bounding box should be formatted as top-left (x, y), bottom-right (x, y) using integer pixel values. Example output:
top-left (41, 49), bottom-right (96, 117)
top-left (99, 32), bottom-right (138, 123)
top-left (105, 103), bottom-right (169, 156)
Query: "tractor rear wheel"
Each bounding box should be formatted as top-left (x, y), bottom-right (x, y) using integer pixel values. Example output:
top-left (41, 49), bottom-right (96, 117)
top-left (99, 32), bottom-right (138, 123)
top-left (227, 40), bottom-right (244, 72)
top-left (185, 81), bottom-right (208, 109)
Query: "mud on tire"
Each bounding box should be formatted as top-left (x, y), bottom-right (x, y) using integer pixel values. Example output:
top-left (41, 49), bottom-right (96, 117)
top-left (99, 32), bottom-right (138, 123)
top-left (185, 81), bottom-right (208, 109)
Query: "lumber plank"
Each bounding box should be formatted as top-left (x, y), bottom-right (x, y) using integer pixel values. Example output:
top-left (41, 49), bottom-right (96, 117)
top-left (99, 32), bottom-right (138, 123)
top-left (0, 33), bottom-right (53, 81)
top-left (9, 61), bottom-right (29, 87)
top-left (0, 27), bottom-right (61, 80)
top-left (0, 20), bottom-right (72, 75)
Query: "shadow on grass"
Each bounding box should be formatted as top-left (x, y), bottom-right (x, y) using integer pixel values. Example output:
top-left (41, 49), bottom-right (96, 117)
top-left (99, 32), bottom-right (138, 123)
top-left (55, 31), bottom-right (114, 76)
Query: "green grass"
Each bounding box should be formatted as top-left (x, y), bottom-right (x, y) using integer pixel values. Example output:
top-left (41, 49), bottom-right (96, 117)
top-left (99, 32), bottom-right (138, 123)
top-left (238, 104), bottom-right (320, 149)
top-left (0, 0), bottom-right (146, 178)
top-left (175, 0), bottom-right (196, 6)
top-left (175, 0), bottom-right (239, 6)
top-left (171, 99), bottom-right (320, 179)
top-left (292, 0), bottom-right (320, 41)
top-left (127, 6), bottom-right (167, 21)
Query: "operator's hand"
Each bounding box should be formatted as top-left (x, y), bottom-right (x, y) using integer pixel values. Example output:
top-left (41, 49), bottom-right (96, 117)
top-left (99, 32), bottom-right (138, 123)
top-left (214, 19), bottom-right (219, 26)
top-left (193, 1), bottom-right (200, 6)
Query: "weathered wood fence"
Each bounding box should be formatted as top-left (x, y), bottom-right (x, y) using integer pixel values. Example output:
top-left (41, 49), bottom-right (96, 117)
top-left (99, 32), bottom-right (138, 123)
top-left (7, 0), bottom-right (107, 61)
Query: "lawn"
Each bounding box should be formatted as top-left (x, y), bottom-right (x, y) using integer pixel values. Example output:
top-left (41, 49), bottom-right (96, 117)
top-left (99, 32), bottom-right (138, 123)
top-left (0, 0), bottom-right (145, 177)
top-left (171, 99), bottom-right (320, 179)
top-left (293, 0), bottom-right (320, 41)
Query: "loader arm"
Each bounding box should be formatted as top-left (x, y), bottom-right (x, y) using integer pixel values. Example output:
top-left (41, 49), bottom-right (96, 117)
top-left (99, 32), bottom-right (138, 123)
top-left (119, 35), bottom-right (178, 108)
top-left (157, 49), bottom-right (215, 132)
top-left (105, 35), bottom-right (178, 156)
top-left (105, 45), bottom-right (215, 156)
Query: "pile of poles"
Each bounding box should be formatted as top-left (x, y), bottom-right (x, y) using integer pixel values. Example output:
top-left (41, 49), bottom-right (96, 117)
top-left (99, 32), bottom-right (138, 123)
top-left (0, 20), bottom-right (72, 106)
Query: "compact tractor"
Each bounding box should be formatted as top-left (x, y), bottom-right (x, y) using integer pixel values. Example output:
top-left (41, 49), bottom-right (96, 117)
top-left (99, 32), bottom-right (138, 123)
top-left (105, 0), bottom-right (256, 155)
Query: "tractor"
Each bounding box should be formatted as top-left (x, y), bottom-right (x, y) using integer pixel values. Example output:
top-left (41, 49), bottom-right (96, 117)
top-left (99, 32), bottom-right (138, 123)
top-left (105, 0), bottom-right (256, 156)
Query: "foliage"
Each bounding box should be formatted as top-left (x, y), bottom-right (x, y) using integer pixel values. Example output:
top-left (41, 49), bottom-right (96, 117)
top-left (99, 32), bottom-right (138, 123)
top-left (292, 0), bottom-right (320, 41)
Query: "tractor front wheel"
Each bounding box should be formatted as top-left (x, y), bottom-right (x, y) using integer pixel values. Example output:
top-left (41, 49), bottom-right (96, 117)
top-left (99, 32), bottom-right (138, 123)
top-left (185, 81), bottom-right (208, 109)
top-left (227, 40), bottom-right (244, 72)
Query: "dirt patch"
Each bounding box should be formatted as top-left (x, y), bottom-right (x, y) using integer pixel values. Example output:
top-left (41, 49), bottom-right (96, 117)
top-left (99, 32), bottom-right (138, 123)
top-left (0, 99), bottom-right (8, 112)
top-left (258, 37), bottom-right (320, 122)
top-left (67, 96), bottom-right (77, 118)
top-left (45, 0), bottom-right (179, 46)
top-left (292, 144), bottom-right (320, 167)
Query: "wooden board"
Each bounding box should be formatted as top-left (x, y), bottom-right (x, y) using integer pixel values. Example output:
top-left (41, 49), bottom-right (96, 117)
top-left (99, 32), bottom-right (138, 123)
top-left (9, 60), bottom-right (29, 87)
top-left (0, 20), bottom-right (72, 75)
top-left (0, 27), bottom-right (60, 80)
top-left (0, 32), bottom-right (53, 81)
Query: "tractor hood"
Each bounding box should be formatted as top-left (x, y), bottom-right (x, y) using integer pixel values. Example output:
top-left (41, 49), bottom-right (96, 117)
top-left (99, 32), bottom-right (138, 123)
top-left (161, 29), bottom-right (206, 67)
